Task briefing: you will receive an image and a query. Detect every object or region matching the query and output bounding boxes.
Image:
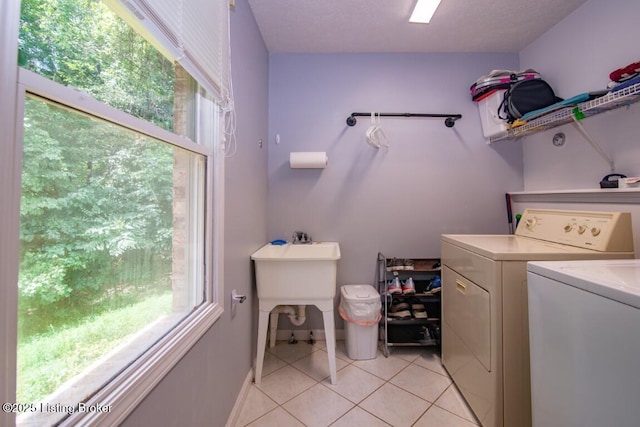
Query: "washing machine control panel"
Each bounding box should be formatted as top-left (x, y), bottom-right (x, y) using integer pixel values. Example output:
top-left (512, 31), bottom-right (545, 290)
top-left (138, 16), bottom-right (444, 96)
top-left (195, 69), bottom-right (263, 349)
top-left (515, 209), bottom-right (633, 252)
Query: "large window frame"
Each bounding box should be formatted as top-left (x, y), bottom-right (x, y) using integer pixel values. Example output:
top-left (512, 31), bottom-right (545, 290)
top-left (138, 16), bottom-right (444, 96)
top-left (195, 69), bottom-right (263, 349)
top-left (0, 2), bottom-right (225, 425)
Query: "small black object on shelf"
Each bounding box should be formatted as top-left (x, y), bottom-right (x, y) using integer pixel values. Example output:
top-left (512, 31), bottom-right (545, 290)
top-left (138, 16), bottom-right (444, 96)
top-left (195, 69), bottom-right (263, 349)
top-left (600, 173), bottom-right (626, 189)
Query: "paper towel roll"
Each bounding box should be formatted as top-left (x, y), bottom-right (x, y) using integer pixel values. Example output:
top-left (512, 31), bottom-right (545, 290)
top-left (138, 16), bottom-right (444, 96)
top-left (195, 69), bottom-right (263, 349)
top-left (289, 152), bottom-right (328, 169)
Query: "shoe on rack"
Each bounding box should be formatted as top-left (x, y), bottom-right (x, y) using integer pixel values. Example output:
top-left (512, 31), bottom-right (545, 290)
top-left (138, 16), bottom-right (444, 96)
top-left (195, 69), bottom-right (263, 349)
top-left (403, 259), bottom-right (414, 270)
top-left (410, 298), bottom-right (428, 319)
top-left (402, 277), bottom-right (416, 295)
top-left (427, 276), bottom-right (441, 292)
top-left (386, 258), bottom-right (405, 271)
top-left (386, 277), bottom-right (402, 295)
top-left (388, 299), bottom-right (411, 319)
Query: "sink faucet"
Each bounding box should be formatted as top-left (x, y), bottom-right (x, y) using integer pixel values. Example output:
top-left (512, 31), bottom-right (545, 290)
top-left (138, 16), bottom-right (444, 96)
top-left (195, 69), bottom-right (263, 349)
top-left (292, 231), bottom-right (312, 244)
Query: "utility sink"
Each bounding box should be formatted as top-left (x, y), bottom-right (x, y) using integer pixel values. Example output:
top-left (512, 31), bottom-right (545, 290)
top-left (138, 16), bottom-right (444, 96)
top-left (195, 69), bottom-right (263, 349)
top-left (251, 242), bottom-right (340, 301)
top-left (252, 242), bottom-right (341, 385)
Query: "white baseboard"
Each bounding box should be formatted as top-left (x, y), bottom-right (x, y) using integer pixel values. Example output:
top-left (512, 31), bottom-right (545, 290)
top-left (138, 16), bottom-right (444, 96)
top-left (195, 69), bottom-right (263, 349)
top-left (225, 369), bottom-right (254, 427)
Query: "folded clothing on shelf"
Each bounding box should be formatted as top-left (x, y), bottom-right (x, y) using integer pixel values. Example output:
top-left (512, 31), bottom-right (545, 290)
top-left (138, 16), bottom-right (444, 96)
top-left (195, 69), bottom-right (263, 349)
top-left (510, 90), bottom-right (610, 128)
top-left (470, 69), bottom-right (540, 101)
top-left (611, 75), bottom-right (640, 94)
top-left (610, 60), bottom-right (640, 83)
top-left (518, 93), bottom-right (590, 121)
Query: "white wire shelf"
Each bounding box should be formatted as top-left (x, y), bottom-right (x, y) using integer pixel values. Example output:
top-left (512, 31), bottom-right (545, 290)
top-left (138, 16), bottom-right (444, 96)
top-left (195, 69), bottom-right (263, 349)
top-left (489, 82), bottom-right (640, 143)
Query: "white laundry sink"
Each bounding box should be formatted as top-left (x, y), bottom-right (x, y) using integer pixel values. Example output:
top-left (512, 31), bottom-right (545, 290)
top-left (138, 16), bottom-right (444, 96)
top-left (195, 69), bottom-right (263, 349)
top-left (251, 242), bottom-right (340, 301)
top-left (252, 241), bottom-right (341, 385)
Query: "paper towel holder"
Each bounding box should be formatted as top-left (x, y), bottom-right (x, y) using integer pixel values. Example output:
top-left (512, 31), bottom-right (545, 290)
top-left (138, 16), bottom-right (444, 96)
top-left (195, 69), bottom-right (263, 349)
top-left (289, 152), bottom-right (328, 169)
top-left (346, 112), bottom-right (462, 128)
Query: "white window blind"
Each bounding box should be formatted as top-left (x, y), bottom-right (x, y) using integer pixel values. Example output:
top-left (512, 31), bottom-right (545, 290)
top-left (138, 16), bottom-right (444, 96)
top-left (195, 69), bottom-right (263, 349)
top-left (105, 0), bottom-right (231, 107)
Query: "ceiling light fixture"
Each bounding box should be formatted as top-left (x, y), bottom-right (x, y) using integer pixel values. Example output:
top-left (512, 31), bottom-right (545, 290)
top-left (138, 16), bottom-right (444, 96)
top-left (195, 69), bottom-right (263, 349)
top-left (409, 0), bottom-right (442, 24)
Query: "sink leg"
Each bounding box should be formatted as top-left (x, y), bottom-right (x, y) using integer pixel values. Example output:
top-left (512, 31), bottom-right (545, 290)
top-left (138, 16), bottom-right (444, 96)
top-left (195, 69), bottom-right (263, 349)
top-left (322, 309), bottom-right (338, 385)
top-left (269, 309), bottom-right (279, 348)
top-left (255, 309), bottom-right (270, 385)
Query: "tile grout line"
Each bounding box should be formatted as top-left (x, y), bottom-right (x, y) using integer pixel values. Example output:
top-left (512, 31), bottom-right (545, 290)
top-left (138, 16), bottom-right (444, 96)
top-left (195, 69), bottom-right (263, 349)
top-left (245, 343), bottom-right (479, 427)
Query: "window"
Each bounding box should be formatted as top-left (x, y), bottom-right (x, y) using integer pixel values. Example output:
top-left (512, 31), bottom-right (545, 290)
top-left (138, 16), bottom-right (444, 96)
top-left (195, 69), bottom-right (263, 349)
top-left (18, 93), bottom-right (206, 425)
top-left (0, 0), bottom-right (227, 425)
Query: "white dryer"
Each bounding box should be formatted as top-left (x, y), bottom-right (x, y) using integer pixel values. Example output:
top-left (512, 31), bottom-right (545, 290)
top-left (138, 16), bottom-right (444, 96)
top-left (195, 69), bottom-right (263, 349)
top-left (440, 209), bottom-right (634, 427)
top-left (527, 259), bottom-right (640, 427)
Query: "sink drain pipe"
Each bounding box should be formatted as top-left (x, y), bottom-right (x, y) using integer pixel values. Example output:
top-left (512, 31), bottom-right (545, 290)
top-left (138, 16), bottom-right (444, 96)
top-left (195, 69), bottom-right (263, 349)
top-left (269, 305), bottom-right (307, 348)
top-left (273, 305), bottom-right (307, 326)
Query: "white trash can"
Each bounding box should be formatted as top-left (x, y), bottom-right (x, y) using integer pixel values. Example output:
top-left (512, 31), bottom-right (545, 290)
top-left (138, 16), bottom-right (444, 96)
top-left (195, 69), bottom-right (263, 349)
top-left (339, 284), bottom-right (381, 360)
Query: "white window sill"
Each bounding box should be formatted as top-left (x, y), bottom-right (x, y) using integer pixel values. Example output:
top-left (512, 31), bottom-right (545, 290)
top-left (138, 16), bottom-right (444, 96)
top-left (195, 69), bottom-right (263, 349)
top-left (18, 302), bottom-right (223, 426)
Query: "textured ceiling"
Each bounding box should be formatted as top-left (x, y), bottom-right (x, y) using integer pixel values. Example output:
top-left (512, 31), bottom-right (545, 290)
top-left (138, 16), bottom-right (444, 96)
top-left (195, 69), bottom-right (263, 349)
top-left (247, 0), bottom-right (588, 53)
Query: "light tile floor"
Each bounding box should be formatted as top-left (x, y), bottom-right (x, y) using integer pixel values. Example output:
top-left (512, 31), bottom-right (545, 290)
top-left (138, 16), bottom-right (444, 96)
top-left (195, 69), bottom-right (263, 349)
top-left (234, 340), bottom-right (480, 427)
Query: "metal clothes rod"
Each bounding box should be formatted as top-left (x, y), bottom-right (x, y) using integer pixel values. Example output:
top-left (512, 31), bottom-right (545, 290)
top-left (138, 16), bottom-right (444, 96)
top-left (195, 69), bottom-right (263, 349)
top-left (346, 112), bottom-right (462, 128)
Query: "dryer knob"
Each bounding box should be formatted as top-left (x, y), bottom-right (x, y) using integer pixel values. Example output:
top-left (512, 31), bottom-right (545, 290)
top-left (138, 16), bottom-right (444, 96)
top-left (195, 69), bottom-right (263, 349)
top-left (578, 225), bottom-right (587, 234)
top-left (564, 224), bottom-right (573, 232)
top-left (591, 227), bottom-right (601, 236)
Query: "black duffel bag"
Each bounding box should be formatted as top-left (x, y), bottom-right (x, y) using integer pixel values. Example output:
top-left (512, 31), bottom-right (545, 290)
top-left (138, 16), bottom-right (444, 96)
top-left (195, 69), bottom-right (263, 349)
top-left (498, 79), bottom-right (562, 123)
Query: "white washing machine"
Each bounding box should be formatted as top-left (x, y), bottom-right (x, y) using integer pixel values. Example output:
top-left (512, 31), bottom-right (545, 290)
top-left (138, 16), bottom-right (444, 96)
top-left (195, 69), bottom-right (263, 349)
top-left (527, 259), bottom-right (640, 427)
top-left (440, 209), bottom-right (634, 427)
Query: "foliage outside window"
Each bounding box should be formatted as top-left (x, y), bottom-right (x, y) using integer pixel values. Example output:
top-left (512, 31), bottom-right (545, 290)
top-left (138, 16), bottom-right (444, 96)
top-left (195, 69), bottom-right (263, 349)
top-left (19, 0), bottom-right (176, 132)
top-left (14, 0), bottom-right (215, 424)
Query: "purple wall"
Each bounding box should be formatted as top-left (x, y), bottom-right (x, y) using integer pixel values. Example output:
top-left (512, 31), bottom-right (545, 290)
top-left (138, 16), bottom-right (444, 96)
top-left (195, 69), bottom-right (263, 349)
top-left (268, 53), bottom-right (523, 329)
top-left (520, 0), bottom-right (640, 191)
